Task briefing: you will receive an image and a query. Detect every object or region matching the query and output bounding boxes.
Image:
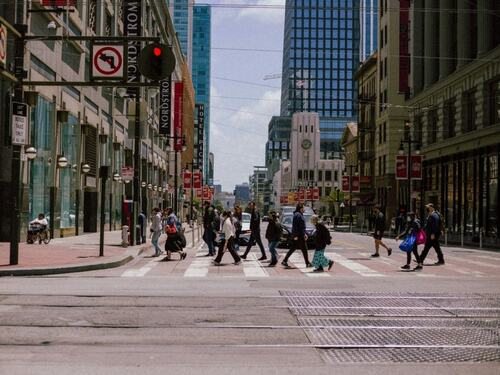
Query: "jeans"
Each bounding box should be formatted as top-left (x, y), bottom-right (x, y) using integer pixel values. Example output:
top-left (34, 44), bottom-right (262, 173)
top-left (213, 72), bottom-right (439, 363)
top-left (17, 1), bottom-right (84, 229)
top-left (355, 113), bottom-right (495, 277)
top-left (243, 230), bottom-right (266, 258)
top-left (420, 238), bottom-right (444, 264)
top-left (151, 230), bottom-right (161, 255)
top-left (214, 237), bottom-right (241, 264)
top-left (203, 228), bottom-right (215, 255)
top-left (406, 243), bottom-right (421, 265)
top-left (268, 241), bottom-right (279, 264)
top-left (283, 237), bottom-right (310, 265)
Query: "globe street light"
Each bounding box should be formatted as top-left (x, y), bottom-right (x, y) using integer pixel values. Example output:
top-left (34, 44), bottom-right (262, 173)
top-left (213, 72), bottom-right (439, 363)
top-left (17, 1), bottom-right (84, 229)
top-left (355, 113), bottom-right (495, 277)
top-left (25, 146), bottom-right (37, 160)
top-left (81, 163), bottom-right (91, 174)
top-left (57, 155), bottom-right (68, 168)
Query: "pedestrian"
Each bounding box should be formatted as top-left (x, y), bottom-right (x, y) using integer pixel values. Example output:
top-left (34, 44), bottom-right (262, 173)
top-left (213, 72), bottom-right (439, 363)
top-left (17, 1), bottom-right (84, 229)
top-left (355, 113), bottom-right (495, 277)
top-left (241, 201), bottom-right (267, 261)
top-left (233, 205), bottom-right (243, 252)
top-left (164, 221), bottom-right (187, 261)
top-left (310, 215), bottom-right (334, 272)
top-left (419, 203), bottom-right (445, 266)
top-left (150, 207), bottom-right (163, 257)
top-left (396, 211), bottom-right (423, 270)
top-left (202, 202), bottom-right (216, 256)
top-left (371, 204), bottom-right (392, 257)
top-left (165, 207), bottom-right (180, 230)
top-left (265, 211), bottom-right (282, 267)
top-left (282, 203), bottom-right (312, 268)
top-left (213, 211), bottom-right (241, 266)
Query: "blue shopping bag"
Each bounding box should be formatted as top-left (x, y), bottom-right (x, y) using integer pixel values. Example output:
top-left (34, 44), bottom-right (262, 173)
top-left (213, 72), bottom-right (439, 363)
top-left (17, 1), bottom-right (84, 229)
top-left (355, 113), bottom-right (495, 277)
top-left (399, 234), bottom-right (416, 252)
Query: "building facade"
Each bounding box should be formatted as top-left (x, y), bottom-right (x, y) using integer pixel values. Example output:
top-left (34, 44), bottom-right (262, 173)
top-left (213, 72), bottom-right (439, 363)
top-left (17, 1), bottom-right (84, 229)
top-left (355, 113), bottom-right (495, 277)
top-left (192, 4), bottom-right (211, 182)
top-left (360, 0), bottom-right (378, 61)
top-left (169, 0), bottom-right (194, 69)
top-left (280, 0), bottom-right (360, 157)
top-left (234, 183), bottom-right (250, 204)
top-left (407, 0), bottom-right (500, 247)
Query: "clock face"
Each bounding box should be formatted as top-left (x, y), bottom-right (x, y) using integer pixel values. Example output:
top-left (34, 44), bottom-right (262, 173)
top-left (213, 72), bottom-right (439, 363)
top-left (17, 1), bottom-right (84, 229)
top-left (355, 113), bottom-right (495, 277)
top-left (301, 139), bottom-right (312, 150)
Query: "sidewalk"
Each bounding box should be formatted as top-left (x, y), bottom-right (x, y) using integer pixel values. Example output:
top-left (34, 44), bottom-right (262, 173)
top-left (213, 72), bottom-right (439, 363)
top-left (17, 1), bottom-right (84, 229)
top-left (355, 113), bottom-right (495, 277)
top-left (0, 224), bottom-right (202, 276)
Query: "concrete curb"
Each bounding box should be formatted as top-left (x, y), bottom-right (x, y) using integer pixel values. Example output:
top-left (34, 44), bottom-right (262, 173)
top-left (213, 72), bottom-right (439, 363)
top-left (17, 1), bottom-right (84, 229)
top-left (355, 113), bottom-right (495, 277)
top-left (0, 247), bottom-right (146, 277)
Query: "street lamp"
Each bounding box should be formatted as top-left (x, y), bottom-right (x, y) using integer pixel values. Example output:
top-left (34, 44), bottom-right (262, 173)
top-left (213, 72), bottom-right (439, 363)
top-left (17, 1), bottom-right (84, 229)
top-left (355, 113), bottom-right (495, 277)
top-left (113, 172), bottom-right (121, 182)
top-left (399, 121), bottom-right (421, 213)
top-left (57, 155), bottom-right (68, 168)
top-left (25, 146), bottom-right (37, 160)
top-left (141, 181), bottom-right (147, 188)
top-left (81, 163), bottom-right (91, 174)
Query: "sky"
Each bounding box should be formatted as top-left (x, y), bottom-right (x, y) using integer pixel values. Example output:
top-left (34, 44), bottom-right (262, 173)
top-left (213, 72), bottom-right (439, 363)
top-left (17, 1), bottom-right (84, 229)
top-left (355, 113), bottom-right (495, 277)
top-left (203, 0), bottom-right (286, 191)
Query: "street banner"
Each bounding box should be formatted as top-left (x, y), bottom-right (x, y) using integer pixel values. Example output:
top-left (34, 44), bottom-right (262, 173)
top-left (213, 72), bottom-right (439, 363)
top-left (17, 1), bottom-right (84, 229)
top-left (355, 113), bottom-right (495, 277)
top-left (312, 187), bottom-right (320, 201)
top-left (203, 185), bottom-right (211, 200)
top-left (159, 76), bottom-right (171, 135)
top-left (342, 176), bottom-right (350, 192)
top-left (123, 0), bottom-right (142, 96)
top-left (298, 188), bottom-right (305, 202)
top-left (399, 0), bottom-right (410, 93)
top-left (195, 189), bottom-right (202, 199)
top-left (288, 192), bottom-right (295, 204)
top-left (121, 166), bottom-right (134, 182)
top-left (294, 192), bottom-right (299, 202)
top-left (395, 155), bottom-right (408, 180)
top-left (183, 171), bottom-right (192, 189)
top-left (196, 104), bottom-right (205, 168)
top-left (306, 188), bottom-right (313, 201)
top-left (174, 82), bottom-right (184, 151)
top-left (410, 155), bottom-right (423, 180)
top-left (193, 171), bottom-right (202, 189)
top-left (42, 0), bottom-right (77, 6)
top-left (11, 102), bottom-right (28, 145)
top-left (351, 176), bottom-right (361, 193)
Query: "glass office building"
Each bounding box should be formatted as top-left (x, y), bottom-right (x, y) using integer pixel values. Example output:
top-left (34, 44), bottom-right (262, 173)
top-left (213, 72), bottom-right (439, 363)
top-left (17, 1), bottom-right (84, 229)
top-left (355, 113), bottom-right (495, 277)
top-left (280, 0), bottom-right (360, 158)
top-left (359, 0), bottom-right (377, 61)
top-left (169, 0), bottom-right (193, 67)
top-left (192, 4), bottom-right (211, 181)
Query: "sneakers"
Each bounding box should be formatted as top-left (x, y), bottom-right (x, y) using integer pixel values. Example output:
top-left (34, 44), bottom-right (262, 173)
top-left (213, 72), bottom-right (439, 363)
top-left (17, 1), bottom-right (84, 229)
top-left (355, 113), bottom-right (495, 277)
top-left (401, 264), bottom-right (411, 270)
top-left (388, 248), bottom-right (392, 256)
top-left (181, 252), bottom-right (187, 260)
top-left (306, 263), bottom-right (313, 268)
top-left (234, 261), bottom-right (242, 265)
top-left (434, 261), bottom-right (445, 266)
top-left (328, 260), bottom-right (335, 271)
top-left (240, 255), bottom-right (247, 260)
top-left (212, 260), bottom-right (221, 266)
top-left (313, 267), bottom-right (324, 273)
top-left (268, 263), bottom-right (277, 267)
top-left (258, 256), bottom-right (268, 261)
top-left (371, 253), bottom-right (380, 258)
top-left (281, 261), bottom-right (289, 267)
top-left (413, 264), bottom-right (423, 271)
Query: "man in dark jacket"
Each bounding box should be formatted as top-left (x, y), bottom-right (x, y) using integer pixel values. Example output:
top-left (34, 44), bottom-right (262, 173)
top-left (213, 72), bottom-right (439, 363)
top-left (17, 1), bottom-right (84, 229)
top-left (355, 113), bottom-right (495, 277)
top-left (241, 201), bottom-right (267, 260)
top-left (202, 202), bottom-right (216, 256)
top-left (282, 203), bottom-right (312, 268)
top-left (265, 211), bottom-right (281, 266)
top-left (420, 203), bottom-right (445, 265)
top-left (371, 205), bottom-right (392, 257)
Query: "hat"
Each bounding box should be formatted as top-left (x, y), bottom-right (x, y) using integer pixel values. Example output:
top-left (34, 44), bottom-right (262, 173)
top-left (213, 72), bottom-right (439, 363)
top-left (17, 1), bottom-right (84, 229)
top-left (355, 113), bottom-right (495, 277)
top-left (425, 203), bottom-right (434, 208)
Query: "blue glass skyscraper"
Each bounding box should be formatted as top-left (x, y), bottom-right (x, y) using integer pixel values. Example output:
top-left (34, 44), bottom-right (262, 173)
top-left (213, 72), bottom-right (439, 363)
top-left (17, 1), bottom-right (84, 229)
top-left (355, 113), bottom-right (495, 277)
top-left (360, 0), bottom-right (377, 61)
top-left (280, 0), bottom-right (360, 159)
top-left (192, 4), bottom-right (211, 181)
top-left (169, 0), bottom-right (194, 68)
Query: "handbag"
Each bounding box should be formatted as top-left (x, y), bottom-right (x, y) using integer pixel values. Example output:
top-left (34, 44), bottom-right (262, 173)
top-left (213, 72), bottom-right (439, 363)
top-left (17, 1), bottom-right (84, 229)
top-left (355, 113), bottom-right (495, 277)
top-left (399, 233), bottom-right (416, 252)
top-left (416, 230), bottom-right (426, 245)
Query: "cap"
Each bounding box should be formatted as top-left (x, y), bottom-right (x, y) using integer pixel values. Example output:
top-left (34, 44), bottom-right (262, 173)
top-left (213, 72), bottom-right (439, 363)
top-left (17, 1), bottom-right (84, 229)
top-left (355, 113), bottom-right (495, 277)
top-left (425, 203), bottom-right (435, 208)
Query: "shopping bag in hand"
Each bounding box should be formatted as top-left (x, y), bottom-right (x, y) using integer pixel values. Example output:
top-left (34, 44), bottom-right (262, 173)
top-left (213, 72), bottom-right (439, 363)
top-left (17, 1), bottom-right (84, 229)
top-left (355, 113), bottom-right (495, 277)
top-left (399, 234), bottom-right (416, 252)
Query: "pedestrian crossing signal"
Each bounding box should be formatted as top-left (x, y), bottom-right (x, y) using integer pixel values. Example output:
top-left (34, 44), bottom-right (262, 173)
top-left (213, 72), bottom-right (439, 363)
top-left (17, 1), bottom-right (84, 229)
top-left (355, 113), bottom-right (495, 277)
top-left (138, 44), bottom-right (175, 81)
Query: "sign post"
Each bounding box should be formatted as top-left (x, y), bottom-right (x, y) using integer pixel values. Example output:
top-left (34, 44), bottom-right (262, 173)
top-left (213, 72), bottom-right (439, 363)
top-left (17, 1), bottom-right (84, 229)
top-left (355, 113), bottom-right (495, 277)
top-left (11, 102), bottom-right (28, 145)
top-left (91, 44), bottom-right (125, 80)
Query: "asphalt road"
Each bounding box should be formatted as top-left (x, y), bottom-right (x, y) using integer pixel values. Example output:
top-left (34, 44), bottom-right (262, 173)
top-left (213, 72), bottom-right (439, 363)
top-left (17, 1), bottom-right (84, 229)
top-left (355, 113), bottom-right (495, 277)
top-left (0, 226), bottom-right (499, 374)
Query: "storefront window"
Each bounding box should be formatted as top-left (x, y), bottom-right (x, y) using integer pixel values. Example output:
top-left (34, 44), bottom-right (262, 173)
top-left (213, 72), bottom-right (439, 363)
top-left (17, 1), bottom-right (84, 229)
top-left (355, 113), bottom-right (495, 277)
top-left (29, 97), bottom-right (55, 223)
top-left (60, 114), bottom-right (80, 228)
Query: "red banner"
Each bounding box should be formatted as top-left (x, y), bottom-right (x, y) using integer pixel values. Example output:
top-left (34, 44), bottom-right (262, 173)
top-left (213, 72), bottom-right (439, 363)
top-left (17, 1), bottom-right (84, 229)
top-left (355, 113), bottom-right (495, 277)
top-left (342, 176), bottom-right (350, 192)
top-left (298, 188), bottom-right (305, 202)
top-left (202, 185), bottom-right (211, 200)
top-left (312, 187), bottom-right (320, 201)
top-left (195, 189), bottom-right (202, 199)
top-left (42, 0), bottom-right (77, 6)
top-left (351, 176), bottom-right (360, 193)
top-left (193, 171), bottom-right (202, 189)
top-left (410, 155), bottom-right (423, 180)
top-left (183, 171), bottom-right (192, 189)
top-left (306, 188), bottom-right (313, 200)
top-left (173, 82), bottom-right (184, 151)
top-left (288, 192), bottom-right (295, 203)
top-left (395, 155), bottom-right (408, 179)
top-left (399, 0), bottom-right (410, 93)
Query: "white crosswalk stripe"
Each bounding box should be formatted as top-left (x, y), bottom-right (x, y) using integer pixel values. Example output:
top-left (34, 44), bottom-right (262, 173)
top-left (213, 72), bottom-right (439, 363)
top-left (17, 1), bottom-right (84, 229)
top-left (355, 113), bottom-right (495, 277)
top-left (289, 253), bottom-right (330, 277)
top-left (329, 252), bottom-right (383, 277)
top-left (242, 253), bottom-right (268, 277)
top-left (121, 258), bottom-right (160, 277)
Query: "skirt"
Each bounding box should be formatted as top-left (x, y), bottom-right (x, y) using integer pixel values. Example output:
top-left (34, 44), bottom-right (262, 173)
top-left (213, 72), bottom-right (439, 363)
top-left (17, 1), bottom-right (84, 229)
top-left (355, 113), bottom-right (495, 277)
top-left (312, 249), bottom-right (331, 269)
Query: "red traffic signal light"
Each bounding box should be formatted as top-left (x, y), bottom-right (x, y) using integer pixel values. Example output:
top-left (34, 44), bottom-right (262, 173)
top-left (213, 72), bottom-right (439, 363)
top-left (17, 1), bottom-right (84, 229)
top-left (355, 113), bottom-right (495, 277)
top-left (138, 44), bottom-right (176, 81)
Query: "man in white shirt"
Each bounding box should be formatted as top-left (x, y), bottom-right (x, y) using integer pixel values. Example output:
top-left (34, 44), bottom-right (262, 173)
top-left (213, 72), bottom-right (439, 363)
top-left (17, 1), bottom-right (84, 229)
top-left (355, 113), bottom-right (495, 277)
top-left (150, 208), bottom-right (163, 257)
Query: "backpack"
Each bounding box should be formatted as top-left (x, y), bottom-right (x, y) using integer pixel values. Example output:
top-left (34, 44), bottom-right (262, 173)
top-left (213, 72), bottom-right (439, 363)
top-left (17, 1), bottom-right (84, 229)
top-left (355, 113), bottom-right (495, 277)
top-left (165, 223), bottom-right (177, 235)
top-left (436, 211), bottom-right (445, 234)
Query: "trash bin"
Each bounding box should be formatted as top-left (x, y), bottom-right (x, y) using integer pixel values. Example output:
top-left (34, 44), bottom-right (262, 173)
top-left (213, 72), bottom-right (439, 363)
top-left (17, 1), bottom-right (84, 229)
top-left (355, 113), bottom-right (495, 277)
top-left (121, 225), bottom-right (129, 247)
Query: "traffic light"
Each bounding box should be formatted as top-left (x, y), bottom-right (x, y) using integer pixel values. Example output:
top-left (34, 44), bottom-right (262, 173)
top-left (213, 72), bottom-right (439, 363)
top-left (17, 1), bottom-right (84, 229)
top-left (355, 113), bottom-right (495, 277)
top-left (138, 43), bottom-right (175, 81)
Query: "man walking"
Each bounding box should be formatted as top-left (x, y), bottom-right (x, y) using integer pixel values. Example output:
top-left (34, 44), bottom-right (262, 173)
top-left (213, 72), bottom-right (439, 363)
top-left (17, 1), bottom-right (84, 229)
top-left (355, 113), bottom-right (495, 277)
top-left (371, 205), bottom-right (392, 257)
top-left (202, 202), bottom-right (216, 256)
top-left (150, 208), bottom-right (163, 257)
top-left (419, 203), bottom-right (445, 266)
top-left (241, 201), bottom-right (267, 261)
top-left (282, 203), bottom-right (312, 268)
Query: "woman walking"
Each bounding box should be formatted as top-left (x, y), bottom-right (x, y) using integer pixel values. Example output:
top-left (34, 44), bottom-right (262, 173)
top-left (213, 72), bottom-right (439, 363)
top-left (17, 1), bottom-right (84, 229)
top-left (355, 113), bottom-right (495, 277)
top-left (310, 215), bottom-right (334, 272)
top-left (213, 211), bottom-right (241, 266)
top-left (265, 211), bottom-right (281, 267)
top-left (164, 222), bottom-right (187, 261)
top-left (150, 208), bottom-right (163, 257)
top-left (396, 211), bottom-right (423, 271)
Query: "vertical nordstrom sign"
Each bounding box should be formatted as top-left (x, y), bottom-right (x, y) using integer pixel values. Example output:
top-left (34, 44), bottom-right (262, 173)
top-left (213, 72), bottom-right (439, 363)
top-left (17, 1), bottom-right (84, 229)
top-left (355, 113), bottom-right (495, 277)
top-left (159, 77), bottom-right (171, 135)
top-left (123, 0), bottom-right (142, 95)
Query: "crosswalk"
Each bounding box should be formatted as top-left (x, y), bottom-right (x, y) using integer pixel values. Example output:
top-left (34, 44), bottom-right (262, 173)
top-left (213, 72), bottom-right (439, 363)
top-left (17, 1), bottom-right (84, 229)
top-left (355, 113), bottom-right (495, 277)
top-left (119, 243), bottom-right (500, 279)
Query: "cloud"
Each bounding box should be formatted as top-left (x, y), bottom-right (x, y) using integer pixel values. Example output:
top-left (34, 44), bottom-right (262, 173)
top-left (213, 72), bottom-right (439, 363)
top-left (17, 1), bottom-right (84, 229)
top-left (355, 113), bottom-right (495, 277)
top-left (237, 0), bottom-right (285, 24)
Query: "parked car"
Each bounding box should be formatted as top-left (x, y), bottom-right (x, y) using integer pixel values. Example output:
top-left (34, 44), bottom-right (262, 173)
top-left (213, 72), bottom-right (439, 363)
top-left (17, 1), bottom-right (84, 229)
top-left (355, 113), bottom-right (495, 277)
top-left (277, 212), bottom-right (316, 249)
top-left (262, 215), bottom-right (269, 222)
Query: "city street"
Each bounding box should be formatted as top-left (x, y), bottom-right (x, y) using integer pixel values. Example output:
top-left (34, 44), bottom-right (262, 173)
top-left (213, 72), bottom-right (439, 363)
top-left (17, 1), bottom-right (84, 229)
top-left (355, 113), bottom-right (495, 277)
top-left (0, 226), bottom-right (499, 374)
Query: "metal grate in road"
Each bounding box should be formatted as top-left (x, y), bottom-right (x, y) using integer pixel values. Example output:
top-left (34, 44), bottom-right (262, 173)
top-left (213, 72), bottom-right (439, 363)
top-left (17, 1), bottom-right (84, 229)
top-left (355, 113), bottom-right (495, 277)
top-left (289, 307), bottom-right (454, 317)
top-left (320, 347), bottom-right (500, 363)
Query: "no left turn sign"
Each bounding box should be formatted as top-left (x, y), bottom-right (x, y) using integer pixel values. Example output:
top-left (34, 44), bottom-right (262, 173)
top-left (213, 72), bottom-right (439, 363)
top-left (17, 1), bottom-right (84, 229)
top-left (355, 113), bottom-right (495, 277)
top-left (91, 44), bottom-right (125, 80)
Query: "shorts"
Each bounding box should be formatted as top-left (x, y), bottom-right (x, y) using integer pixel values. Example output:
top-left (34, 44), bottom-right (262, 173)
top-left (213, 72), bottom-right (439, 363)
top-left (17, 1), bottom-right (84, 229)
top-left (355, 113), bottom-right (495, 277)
top-left (373, 231), bottom-right (384, 240)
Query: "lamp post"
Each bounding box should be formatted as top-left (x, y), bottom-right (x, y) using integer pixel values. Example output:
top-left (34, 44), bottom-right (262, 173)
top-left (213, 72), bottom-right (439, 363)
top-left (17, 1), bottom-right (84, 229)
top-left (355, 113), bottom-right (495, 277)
top-left (185, 162), bottom-right (198, 224)
top-left (76, 163), bottom-right (91, 236)
top-left (165, 135), bottom-right (187, 213)
top-left (398, 121), bottom-right (421, 213)
top-left (344, 164), bottom-right (358, 232)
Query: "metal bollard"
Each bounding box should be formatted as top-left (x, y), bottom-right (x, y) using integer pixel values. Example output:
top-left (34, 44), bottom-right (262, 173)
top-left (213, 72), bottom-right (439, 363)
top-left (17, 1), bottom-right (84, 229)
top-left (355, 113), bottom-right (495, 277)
top-left (479, 228), bottom-right (483, 249)
top-left (461, 227), bottom-right (464, 247)
top-left (445, 228), bottom-right (448, 246)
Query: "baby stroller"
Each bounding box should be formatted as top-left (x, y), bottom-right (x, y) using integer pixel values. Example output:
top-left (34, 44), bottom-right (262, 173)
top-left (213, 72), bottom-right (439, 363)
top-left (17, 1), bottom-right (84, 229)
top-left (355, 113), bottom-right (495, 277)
top-left (164, 224), bottom-right (187, 261)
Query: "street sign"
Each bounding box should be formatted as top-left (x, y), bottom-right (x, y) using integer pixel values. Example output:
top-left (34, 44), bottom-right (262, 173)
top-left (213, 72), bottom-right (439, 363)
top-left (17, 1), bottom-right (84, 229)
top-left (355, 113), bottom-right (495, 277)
top-left (11, 102), bottom-right (28, 145)
top-left (159, 77), bottom-right (171, 135)
top-left (91, 44), bottom-right (125, 79)
top-left (121, 166), bottom-right (134, 182)
top-left (0, 23), bottom-right (7, 68)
